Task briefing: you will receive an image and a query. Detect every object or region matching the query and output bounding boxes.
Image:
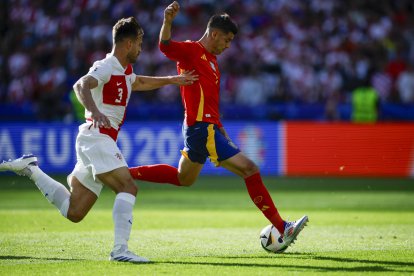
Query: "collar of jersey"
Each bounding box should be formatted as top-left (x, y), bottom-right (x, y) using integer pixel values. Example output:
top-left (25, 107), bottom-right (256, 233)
top-left (106, 53), bottom-right (128, 72)
top-left (196, 42), bottom-right (216, 58)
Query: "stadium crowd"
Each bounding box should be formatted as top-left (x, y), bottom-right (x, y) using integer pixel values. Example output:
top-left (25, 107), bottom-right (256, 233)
top-left (1, 0), bottom-right (414, 121)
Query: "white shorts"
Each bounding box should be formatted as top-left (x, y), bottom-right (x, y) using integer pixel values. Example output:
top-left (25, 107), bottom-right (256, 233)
top-left (68, 123), bottom-right (128, 196)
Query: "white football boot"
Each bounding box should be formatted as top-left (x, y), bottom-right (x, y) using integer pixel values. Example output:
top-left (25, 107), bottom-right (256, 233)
top-left (109, 246), bottom-right (150, 263)
top-left (283, 215), bottom-right (309, 247)
top-left (0, 154), bottom-right (38, 177)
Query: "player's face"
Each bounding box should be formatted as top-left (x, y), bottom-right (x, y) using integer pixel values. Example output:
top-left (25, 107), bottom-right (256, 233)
top-left (127, 35), bottom-right (143, 63)
top-left (212, 30), bottom-right (234, 55)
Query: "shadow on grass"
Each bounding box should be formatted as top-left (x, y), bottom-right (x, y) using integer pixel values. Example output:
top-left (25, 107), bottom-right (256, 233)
top-left (221, 253), bottom-right (414, 267)
top-left (158, 262), bottom-right (412, 273)
top-left (0, 255), bottom-right (83, 262)
top-left (303, 254), bottom-right (414, 267)
top-left (155, 252), bottom-right (414, 273)
top-left (157, 261), bottom-right (410, 273)
top-left (2, 254), bottom-right (414, 272)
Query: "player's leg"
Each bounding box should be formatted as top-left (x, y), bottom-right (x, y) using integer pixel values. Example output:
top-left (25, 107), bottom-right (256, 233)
top-left (220, 153), bottom-right (286, 234)
top-left (0, 154), bottom-right (100, 222)
top-left (75, 125), bottom-right (149, 263)
top-left (66, 175), bottom-right (98, 222)
top-left (129, 163), bottom-right (181, 185)
top-left (0, 154), bottom-right (71, 218)
top-left (198, 124), bottom-right (284, 229)
top-left (176, 154), bottom-right (204, 186)
top-left (129, 123), bottom-right (206, 187)
top-left (97, 166), bottom-right (149, 263)
top-left (220, 152), bottom-right (308, 246)
top-left (219, 151), bottom-right (257, 177)
top-left (128, 154), bottom-right (203, 187)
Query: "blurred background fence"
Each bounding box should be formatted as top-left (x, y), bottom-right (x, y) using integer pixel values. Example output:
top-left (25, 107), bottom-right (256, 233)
top-left (1, 122), bottom-right (413, 177)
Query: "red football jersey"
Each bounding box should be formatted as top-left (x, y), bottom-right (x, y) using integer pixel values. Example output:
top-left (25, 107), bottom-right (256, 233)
top-left (159, 40), bottom-right (222, 128)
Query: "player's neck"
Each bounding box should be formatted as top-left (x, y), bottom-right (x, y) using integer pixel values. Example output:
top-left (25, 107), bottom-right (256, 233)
top-left (199, 34), bottom-right (214, 55)
top-left (111, 48), bottom-right (129, 68)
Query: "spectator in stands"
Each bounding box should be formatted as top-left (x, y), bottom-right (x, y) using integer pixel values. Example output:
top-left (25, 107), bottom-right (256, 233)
top-left (352, 76), bottom-right (380, 123)
top-left (2, 0), bottom-right (414, 121)
top-left (397, 63), bottom-right (414, 104)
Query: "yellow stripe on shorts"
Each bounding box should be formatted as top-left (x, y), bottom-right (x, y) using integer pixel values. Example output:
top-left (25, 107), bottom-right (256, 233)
top-left (206, 124), bottom-right (219, 166)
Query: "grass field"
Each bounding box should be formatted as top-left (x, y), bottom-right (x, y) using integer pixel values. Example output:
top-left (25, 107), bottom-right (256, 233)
top-left (0, 175), bottom-right (413, 275)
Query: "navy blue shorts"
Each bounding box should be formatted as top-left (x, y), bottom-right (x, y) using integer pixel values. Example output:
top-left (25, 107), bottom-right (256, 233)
top-left (181, 122), bottom-right (240, 165)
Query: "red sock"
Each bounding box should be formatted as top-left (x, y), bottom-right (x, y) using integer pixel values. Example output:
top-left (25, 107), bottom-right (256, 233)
top-left (129, 164), bottom-right (181, 186)
top-left (245, 173), bottom-right (285, 234)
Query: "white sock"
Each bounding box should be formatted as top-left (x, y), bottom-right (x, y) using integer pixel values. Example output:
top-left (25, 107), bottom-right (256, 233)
top-left (112, 192), bottom-right (136, 252)
top-left (59, 198), bottom-right (70, 218)
top-left (30, 166), bottom-right (71, 217)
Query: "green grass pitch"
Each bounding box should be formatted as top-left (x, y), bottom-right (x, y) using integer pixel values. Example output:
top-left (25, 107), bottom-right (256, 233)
top-left (0, 175), bottom-right (413, 275)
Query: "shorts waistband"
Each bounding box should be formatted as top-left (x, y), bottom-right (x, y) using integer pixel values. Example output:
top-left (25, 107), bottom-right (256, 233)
top-left (86, 118), bottom-right (119, 141)
top-left (98, 127), bottom-right (118, 141)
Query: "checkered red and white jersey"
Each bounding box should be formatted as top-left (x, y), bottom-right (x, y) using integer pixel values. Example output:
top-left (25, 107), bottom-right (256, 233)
top-left (86, 53), bottom-right (136, 129)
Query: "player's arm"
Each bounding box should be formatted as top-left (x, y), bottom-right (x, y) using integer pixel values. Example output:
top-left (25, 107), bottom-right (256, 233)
top-left (219, 126), bottom-right (238, 148)
top-left (159, 2), bottom-right (191, 61)
top-left (219, 127), bottom-right (231, 141)
top-left (73, 75), bottom-right (111, 128)
top-left (160, 1), bottom-right (179, 44)
top-left (132, 70), bottom-right (198, 91)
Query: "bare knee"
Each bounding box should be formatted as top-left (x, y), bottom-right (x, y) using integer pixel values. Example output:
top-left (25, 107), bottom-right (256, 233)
top-left (67, 209), bottom-right (86, 223)
top-left (178, 174), bottom-right (196, 187)
top-left (122, 183), bottom-right (138, 195)
top-left (112, 180), bottom-right (138, 195)
top-left (243, 160), bottom-right (260, 177)
top-left (179, 180), bottom-right (195, 187)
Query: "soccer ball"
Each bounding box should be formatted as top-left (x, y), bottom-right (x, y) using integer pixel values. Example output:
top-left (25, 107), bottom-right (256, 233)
top-left (259, 225), bottom-right (288, 253)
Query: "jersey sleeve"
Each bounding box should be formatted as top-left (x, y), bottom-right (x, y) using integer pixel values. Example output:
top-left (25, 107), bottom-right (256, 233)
top-left (87, 60), bottom-right (111, 85)
top-left (130, 73), bottom-right (137, 85)
top-left (159, 40), bottom-right (194, 62)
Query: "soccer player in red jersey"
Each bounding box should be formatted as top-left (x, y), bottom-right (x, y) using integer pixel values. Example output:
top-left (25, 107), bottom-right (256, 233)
top-left (129, 1), bottom-right (308, 249)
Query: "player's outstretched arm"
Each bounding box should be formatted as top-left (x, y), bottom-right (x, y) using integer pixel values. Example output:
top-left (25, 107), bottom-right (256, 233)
top-left (160, 1), bottom-right (180, 43)
top-left (132, 70), bottom-right (198, 91)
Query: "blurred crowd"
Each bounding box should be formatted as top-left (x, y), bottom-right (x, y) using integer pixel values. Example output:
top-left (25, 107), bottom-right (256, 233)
top-left (1, 0), bottom-right (414, 121)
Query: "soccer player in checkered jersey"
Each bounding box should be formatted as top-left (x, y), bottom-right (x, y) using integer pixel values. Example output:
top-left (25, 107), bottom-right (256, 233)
top-left (129, 2), bottom-right (308, 250)
top-left (0, 17), bottom-right (197, 263)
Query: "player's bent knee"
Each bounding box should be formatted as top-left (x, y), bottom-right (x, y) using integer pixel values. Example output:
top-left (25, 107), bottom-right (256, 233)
top-left (124, 183), bottom-right (138, 195)
top-left (67, 210), bottom-right (86, 223)
top-left (179, 181), bottom-right (194, 187)
top-left (244, 161), bottom-right (259, 175)
top-left (177, 175), bottom-right (197, 187)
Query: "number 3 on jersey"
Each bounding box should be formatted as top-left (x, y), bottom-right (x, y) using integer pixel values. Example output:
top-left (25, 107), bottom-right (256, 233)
top-left (103, 75), bottom-right (128, 106)
top-left (116, 87), bottom-right (123, 103)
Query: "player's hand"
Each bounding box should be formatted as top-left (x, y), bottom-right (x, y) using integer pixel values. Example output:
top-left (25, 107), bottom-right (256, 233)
top-left (171, 70), bottom-right (199, 86)
top-left (164, 1), bottom-right (180, 23)
top-left (90, 110), bottom-right (111, 129)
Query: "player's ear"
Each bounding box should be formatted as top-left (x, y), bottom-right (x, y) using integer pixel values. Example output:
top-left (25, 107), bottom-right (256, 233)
top-left (126, 38), bottom-right (132, 49)
top-left (210, 29), bottom-right (219, 40)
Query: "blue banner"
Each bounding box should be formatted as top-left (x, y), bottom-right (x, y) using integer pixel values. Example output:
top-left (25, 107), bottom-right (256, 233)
top-left (0, 122), bottom-right (282, 176)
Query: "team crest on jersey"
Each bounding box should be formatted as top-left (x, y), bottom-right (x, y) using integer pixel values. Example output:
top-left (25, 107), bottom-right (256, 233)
top-left (115, 153), bottom-right (123, 160)
top-left (209, 61), bottom-right (216, 72)
top-left (201, 54), bottom-right (207, 61)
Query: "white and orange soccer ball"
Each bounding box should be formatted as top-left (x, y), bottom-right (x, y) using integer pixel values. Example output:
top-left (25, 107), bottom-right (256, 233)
top-left (259, 225), bottom-right (288, 253)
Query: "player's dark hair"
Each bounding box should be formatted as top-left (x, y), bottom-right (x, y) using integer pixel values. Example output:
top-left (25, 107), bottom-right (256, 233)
top-left (113, 17), bottom-right (144, 43)
top-left (207, 13), bottom-right (238, 35)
